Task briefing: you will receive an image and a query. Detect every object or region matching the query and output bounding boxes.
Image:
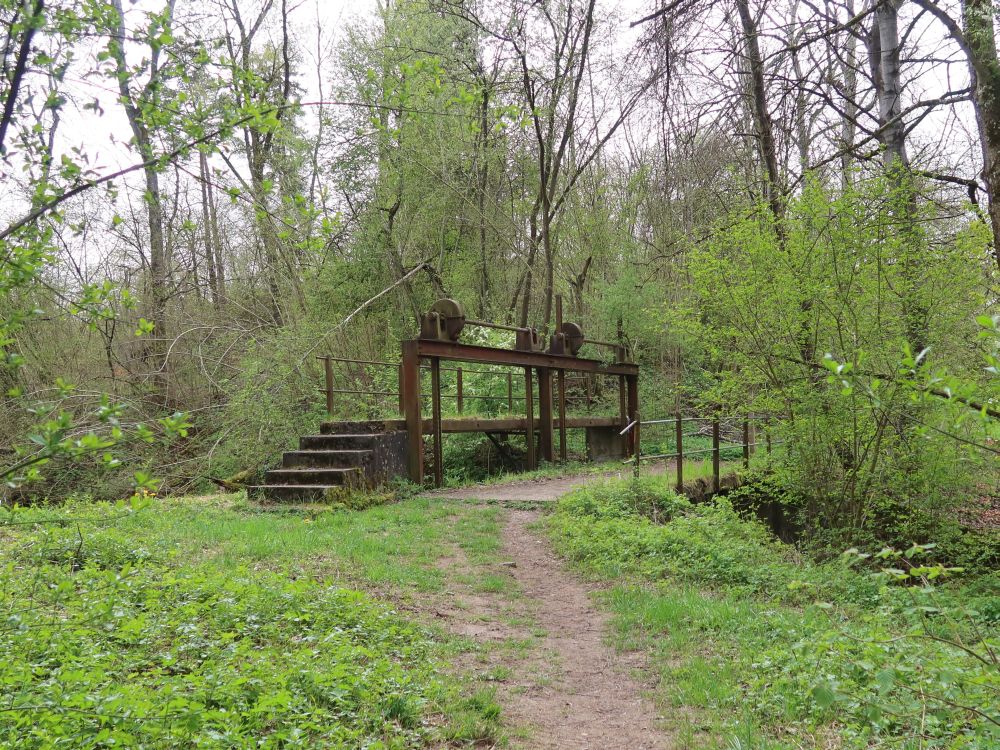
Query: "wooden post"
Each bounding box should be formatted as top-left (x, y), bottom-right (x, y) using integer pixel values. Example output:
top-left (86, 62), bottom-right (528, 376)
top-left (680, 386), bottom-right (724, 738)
top-left (402, 341), bottom-right (423, 484)
top-left (524, 367), bottom-right (535, 470)
top-left (323, 356), bottom-right (334, 416)
top-left (712, 417), bottom-right (721, 493)
top-left (431, 357), bottom-right (443, 488)
top-left (456, 366), bottom-right (463, 414)
top-left (557, 369), bottom-right (567, 462)
top-left (538, 367), bottom-right (554, 463)
top-left (675, 412), bottom-right (683, 493)
top-left (743, 418), bottom-right (750, 469)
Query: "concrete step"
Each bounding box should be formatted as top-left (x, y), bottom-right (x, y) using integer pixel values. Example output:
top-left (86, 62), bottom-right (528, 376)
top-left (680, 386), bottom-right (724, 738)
top-left (300, 434), bottom-right (377, 450)
top-left (250, 484), bottom-right (347, 502)
top-left (263, 467), bottom-right (364, 486)
top-left (320, 420), bottom-right (398, 436)
top-left (282, 449), bottom-right (372, 468)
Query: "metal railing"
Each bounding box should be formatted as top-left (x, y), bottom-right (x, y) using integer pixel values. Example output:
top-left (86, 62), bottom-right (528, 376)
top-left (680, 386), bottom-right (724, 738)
top-left (316, 355), bottom-right (613, 417)
top-left (622, 413), bottom-right (781, 493)
top-left (317, 355), bottom-right (531, 415)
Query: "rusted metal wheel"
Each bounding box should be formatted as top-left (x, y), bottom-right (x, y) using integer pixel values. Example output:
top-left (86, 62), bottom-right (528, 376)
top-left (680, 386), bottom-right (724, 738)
top-left (429, 298), bottom-right (466, 341)
top-left (559, 322), bottom-right (584, 355)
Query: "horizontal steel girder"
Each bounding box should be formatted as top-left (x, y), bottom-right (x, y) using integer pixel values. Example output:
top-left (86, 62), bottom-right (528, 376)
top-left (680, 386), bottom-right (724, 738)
top-left (411, 339), bottom-right (638, 376)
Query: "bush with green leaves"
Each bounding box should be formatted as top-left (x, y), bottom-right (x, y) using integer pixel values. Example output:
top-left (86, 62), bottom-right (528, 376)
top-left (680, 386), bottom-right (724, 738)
top-left (667, 177), bottom-right (995, 551)
top-left (548, 477), bottom-right (999, 748)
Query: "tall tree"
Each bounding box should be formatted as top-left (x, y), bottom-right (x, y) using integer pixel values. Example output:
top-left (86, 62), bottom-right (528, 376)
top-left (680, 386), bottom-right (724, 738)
top-left (108, 0), bottom-right (177, 400)
top-left (912, 0), bottom-right (1000, 271)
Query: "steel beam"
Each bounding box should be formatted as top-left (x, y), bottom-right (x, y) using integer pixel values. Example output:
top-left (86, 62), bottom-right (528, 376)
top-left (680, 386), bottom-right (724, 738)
top-left (537, 367), bottom-right (554, 462)
top-left (335, 415), bottom-right (623, 434)
top-left (557, 370), bottom-right (567, 462)
top-left (411, 340), bottom-right (638, 376)
top-left (524, 367), bottom-right (535, 470)
top-left (431, 358), bottom-right (443, 487)
top-left (401, 340), bottom-right (423, 483)
top-left (626, 374), bottom-right (639, 457)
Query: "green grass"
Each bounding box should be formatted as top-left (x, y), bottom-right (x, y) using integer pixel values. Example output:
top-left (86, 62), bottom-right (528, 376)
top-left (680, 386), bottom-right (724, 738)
top-left (546, 475), bottom-right (1000, 749)
top-left (0, 494), bottom-right (508, 748)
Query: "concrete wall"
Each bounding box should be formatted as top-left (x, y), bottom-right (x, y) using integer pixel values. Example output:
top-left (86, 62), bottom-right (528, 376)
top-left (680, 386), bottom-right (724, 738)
top-left (586, 426), bottom-right (625, 463)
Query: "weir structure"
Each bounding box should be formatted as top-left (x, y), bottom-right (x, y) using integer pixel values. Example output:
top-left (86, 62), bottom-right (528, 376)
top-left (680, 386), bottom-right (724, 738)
top-left (255, 297), bottom-right (640, 500)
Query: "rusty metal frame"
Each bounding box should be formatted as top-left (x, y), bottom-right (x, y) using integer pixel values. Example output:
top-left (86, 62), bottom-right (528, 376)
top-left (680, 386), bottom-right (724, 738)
top-left (402, 339), bottom-right (639, 486)
top-left (319, 354), bottom-right (529, 415)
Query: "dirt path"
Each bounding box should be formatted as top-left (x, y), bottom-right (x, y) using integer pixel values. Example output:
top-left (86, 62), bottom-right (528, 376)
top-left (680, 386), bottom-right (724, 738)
top-left (427, 463), bottom-right (667, 503)
top-left (429, 473), bottom-right (671, 748)
top-left (497, 509), bottom-right (669, 749)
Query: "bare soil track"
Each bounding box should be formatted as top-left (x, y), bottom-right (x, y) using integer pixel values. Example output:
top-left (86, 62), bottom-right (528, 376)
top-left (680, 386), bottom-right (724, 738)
top-left (427, 472), bottom-right (671, 749)
top-left (498, 509), bottom-right (669, 749)
top-left (427, 465), bottom-right (650, 503)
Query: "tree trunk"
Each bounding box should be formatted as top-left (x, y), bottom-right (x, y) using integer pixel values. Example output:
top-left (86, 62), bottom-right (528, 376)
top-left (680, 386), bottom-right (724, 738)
top-left (735, 0), bottom-right (784, 224)
top-left (205, 158), bottom-right (227, 305)
top-left (840, 0), bottom-right (859, 188)
top-left (518, 203), bottom-right (540, 329)
top-left (873, 0), bottom-right (909, 169)
top-left (199, 151), bottom-right (221, 308)
top-left (962, 0), bottom-right (1000, 271)
top-left (110, 0), bottom-right (173, 403)
top-left (868, 1), bottom-right (926, 353)
top-left (476, 86), bottom-right (491, 318)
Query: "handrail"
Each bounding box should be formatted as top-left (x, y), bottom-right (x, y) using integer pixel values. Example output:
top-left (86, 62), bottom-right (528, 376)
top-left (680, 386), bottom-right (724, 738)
top-left (626, 413), bottom-right (779, 493)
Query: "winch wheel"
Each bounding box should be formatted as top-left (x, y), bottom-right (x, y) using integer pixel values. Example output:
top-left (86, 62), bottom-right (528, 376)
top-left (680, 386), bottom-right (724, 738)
top-left (429, 298), bottom-right (466, 341)
top-left (559, 322), bottom-right (584, 355)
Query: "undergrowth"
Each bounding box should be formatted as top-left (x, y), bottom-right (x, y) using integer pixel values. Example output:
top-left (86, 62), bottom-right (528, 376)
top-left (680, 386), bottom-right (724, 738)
top-left (547, 476), bottom-right (1000, 749)
top-left (0, 498), bottom-right (501, 748)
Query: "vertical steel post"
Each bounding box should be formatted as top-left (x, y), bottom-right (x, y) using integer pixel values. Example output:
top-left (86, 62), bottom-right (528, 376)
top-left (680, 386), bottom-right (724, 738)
top-left (397, 364), bottom-right (404, 415)
top-left (507, 372), bottom-right (513, 411)
top-left (524, 367), bottom-right (535, 470)
top-left (323, 356), bottom-right (334, 416)
top-left (555, 294), bottom-right (567, 462)
top-left (431, 357), bottom-right (443, 488)
top-left (626, 374), bottom-right (639, 458)
top-left (618, 375), bottom-right (627, 457)
top-left (557, 369), bottom-right (567, 462)
top-left (538, 367), bottom-right (554, 463)
top-left (456, 366), bottom-right (463, 414)
top-left (675, 412), bottom-right (683, 493)
top-left (743, 418), bottom-right (750, 469)
top-left (632, 410), bottom-right (641, 479)
top-left (402, 341), bottom-right (423, 484)
top-left (712, 417), bottom-right (721, 494)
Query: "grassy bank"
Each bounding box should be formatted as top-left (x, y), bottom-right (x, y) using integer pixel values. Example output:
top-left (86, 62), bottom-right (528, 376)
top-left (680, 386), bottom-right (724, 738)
top-left (0, 495), bottom-right (505, 748)
top-left (545, 476), bottom-right (1000, 749)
